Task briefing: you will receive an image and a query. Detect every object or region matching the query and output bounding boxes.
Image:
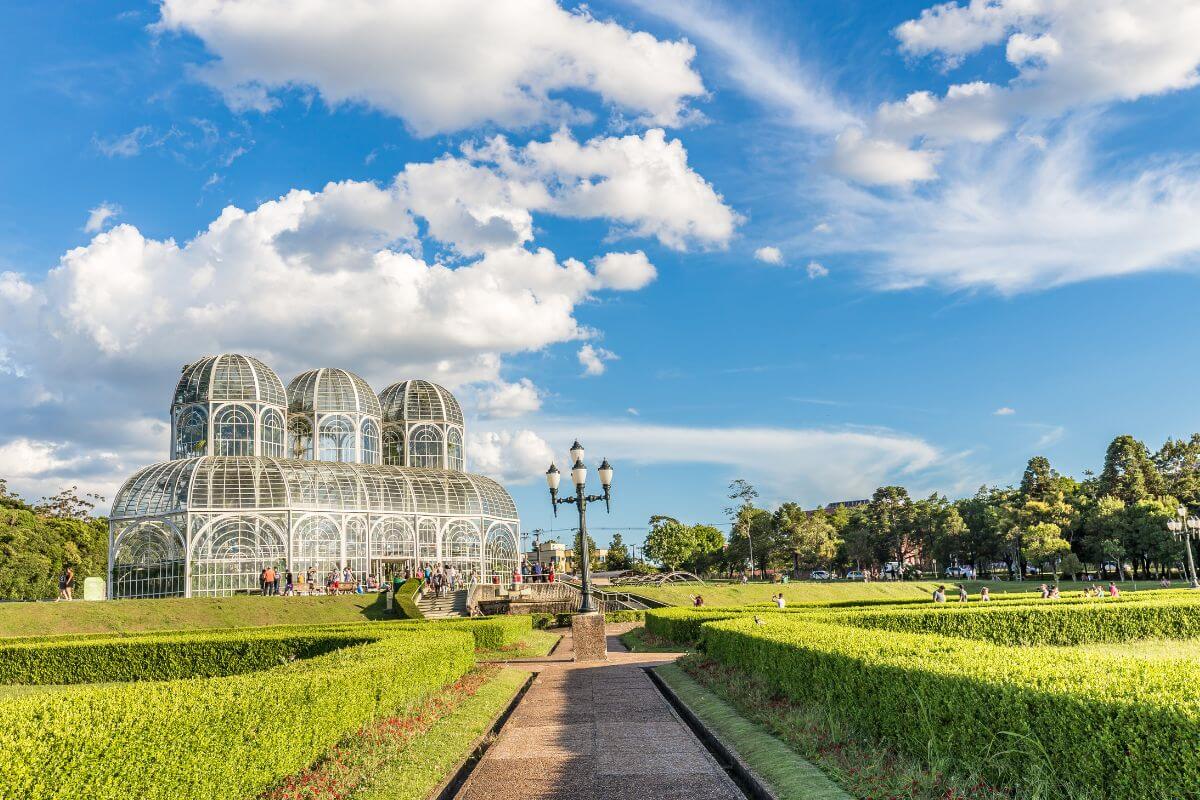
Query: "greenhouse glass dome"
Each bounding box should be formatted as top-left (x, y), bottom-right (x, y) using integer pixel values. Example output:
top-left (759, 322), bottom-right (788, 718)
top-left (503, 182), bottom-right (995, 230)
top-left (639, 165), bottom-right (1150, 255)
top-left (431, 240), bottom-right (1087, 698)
top-left (108, 354), bottom-right (519, 599)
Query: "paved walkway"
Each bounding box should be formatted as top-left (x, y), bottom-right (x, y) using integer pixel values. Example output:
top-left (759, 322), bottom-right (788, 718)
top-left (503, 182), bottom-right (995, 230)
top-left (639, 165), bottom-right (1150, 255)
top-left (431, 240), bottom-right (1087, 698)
top-left (454, 626), bottom-right (744, 800)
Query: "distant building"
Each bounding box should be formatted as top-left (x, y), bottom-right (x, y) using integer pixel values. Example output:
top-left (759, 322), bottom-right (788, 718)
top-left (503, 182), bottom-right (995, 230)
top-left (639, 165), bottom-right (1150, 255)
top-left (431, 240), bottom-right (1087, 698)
top-left (525, 540), bottom-right (608, 573)
top-left (805, 499), bottom-right (869, 516)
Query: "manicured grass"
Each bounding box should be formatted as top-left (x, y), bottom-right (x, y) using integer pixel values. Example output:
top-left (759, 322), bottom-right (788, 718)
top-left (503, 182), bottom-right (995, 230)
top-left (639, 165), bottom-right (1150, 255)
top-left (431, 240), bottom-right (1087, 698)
top-left (476, 629), bottom-right (561, 660)
top-left (679, 654), bottom-right (1010, 800)
top-left (1060, 637), bottom-right (1200, 661)
top-left (258, 666), bottom-right (530, 800)
top-left (350, 668), bottom-right (530, 799)
top-left (0, 594), bottom-right (390, 638)
top-left (619, 626), bottom-right (686, 653)
top-left (654, 663), bottom-right (850, 800)
top-left (628, 579), bottom-right (1159, 607)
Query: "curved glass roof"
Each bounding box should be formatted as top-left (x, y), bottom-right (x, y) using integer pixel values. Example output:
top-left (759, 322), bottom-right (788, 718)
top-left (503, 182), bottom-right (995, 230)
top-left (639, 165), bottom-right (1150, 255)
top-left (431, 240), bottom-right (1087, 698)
top-left (174, 354), bottom-right (287, 406)
top-left (111, 457), bottom-right (517, 521)
top-left (379, 380), bottom-right (464, 426)
top-left (288, 368), bottom-right (383, 417)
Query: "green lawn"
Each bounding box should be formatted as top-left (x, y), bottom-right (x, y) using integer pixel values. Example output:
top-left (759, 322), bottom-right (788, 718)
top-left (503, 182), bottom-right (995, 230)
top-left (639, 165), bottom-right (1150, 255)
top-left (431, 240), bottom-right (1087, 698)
top-left (626, 579), bottom-right (1161, 607)
top-left (655, 663), bottom-right (850, 800)
top-left (476, 629), bottom-right (561, 661)
top-left (619, 626), bottom-right (686, 653)
top-left (0, 593), bottom-right (390, 638)
top-left (349, 667), bottom-right (530, 800)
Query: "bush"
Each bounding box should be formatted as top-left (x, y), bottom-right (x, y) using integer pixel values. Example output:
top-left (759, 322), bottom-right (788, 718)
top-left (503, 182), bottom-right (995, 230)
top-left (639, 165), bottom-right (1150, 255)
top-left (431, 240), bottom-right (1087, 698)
top-left (0, 628), bottom-right (374, 684)
top-left (839, 595), bottom-right (1200, 646)
top-left (395, 578), bottom-right (424, 619)
top-left (700, 615), bottom-right (1200, 800)
top-left (603, 609), bottom-right (646, 623)
top-left (396, 615), bottom-right (532, 650)
top-left (0, 628), bottom-right (475, 800)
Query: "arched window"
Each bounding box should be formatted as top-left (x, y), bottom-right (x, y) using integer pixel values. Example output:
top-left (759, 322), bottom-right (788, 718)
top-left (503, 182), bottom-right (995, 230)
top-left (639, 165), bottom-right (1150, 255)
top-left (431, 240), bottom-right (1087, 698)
top-left (409, 425), bottom-right (443, 469)
top-left (175, 406), bottom-right (207, 458)
top-left (292, 516), bottom-right (342, 580)
top-left (319, 415), bottom-right (355, 462)
top-left (288, 416), bottom-right (313, 460)
top-left (261, 409), bottom-right (285, 458)
top-left (383, 428), bottom-right (404, 466)
top-left (447, 427), bottom-right (464, 471)
top-left (418, 518), bottom-right (438, 562)
top-left (486, 524), bottom-right (518, 581)
top-left (361, 419), bottom-right (380, 465)
top-left (371, 518), bottom-right (415, 559)
top-left (214, 405), bottom-right (254, 456)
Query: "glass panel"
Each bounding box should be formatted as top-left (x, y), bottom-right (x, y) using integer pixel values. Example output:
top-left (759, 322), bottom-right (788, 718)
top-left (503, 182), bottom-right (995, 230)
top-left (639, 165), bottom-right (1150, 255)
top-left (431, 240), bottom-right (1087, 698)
top-left (214, 405), bottom-right (254, 456)
top-left (288, 416), bottom-right (314, 460)
top-left (486, 524), bottom-right (518, 581)
top-left (175, 405), bottom-right (208, 459)
top-left (447, 427), bottom-right (464, 471)
top-left (319, 415), bottom-right (355, 462)
top-left (293, 515), bottom-right (342, 583)
top-left (418, 518), bottom-right (438, 562)
top-left (190, 515), bottom-right (287, 596)
top-left (112, 521), bottom-right (185, 599)
top-left (383, 427), bottom-right (404, 466)
top-left (361, 419), bottom-right (380, 465)
top-left (262, 409), bottom-right (285, 458)
top-left (408, 424), bottom-right (443, 468)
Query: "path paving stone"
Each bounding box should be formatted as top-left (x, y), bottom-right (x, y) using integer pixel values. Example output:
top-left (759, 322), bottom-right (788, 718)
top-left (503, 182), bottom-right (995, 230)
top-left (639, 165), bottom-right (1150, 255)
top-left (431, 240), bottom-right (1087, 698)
top-left (453, 627), bottom-right (744, 800)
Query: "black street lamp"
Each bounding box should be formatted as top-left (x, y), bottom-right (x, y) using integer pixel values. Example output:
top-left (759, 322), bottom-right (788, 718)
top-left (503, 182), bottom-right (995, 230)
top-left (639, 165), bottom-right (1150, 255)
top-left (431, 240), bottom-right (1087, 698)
top-left (546, 440), bottom-right (613, 613)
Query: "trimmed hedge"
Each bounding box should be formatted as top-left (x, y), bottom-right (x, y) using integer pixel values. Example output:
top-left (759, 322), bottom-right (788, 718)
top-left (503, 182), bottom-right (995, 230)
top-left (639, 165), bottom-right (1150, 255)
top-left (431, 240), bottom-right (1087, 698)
top-left (0, 627), bottom-right (474, 800)
top-left (395, 578), bottom-right (424, 619)
top-left (701, 615), bottom-right (1200, 800)
top-left (839, 595), bottom-right (1200, 646)
top-left (395, 614), bottom-right (532, 650)
top-left (0, 628), bottom-right (373, 684)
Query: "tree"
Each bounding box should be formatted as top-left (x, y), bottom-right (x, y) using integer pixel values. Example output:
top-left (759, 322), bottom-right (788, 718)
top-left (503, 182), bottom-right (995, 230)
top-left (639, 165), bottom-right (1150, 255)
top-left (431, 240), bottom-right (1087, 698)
top-left (686, 524), bottom-right (726, 575)
top-left (1098, 435), bottom-right (1164, 504)
top-left (643, 517), bottom-right (695, 571)
top-left (572, 529), bottom-right (600, 571)
top-left (0, 485), bottom-right (108, 599)
top-left (725, 479), bottom-right (760, 576)
top-left (867, 486), bottom-right (914, 577)
top-left (775, 504), bottom-right (840, 574)
top-left (605, 533), bottom-right (632, 571)
top-left (1155, 434), bottom-right (1200, 508)
top-left (1022, 522), bottom-right (1071, 577)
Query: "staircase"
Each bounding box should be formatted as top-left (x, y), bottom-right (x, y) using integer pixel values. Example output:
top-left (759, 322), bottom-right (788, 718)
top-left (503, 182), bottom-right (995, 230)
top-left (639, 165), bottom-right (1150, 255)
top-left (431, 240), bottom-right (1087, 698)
top-left (416, 588), bottom-right (469, 619)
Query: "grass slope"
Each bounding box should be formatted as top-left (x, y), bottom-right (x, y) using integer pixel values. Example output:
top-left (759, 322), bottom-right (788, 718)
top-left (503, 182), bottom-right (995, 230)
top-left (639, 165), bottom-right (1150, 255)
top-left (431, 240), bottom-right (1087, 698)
top-left (476, 629), bottom-right (561, 661)
top-left (655, 663), bottom-right (850, 800)
top-left (629, 579), bottom-right (1159, 607)
top-left (350, 667), bottom-right (530, 800)
top-left (0, 594), bottom-right (390, 638)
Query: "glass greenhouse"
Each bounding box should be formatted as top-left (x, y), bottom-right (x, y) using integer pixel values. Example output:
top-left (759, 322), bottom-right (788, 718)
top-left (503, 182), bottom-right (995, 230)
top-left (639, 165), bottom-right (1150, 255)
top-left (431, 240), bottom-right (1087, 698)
top-left (108, 354), bottom-right (520, 599)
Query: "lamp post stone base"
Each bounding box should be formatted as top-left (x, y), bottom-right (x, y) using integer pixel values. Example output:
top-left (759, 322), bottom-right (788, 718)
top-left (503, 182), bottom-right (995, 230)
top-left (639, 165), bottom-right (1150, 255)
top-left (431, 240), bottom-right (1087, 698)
top-left (571, 611), bottom-right (607, 662)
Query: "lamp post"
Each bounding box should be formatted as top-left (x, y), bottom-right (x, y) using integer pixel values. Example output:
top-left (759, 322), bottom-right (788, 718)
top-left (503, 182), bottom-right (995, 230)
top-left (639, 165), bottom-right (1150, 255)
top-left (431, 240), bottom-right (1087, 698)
top-left (546, 440), bottom-right (613, 614)
top-left (1167, 504), bottom-right (1200, 589)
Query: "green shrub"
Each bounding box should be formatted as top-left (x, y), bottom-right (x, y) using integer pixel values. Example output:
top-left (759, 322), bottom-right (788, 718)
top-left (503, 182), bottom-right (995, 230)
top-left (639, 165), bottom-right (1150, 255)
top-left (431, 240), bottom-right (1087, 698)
top-left (701, 615), bottom-right (1200, 800)
top-left (839, 595), bottom-right (1200, 646)
top-left (0, 628), bottom-right (474, 800)
top-left (396, 615), bottom-right (531, 650)
top-left (0, 628), bottom-right (374, 684)
top-left (395, 578), bottom-right (424, 619)
top-left (603, 609), bottom-right (646, 623)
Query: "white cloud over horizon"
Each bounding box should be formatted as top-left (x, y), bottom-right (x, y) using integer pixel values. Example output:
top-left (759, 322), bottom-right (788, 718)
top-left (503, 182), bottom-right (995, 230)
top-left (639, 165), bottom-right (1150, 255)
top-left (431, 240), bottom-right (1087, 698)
top-left (156, 0), bottom-right (706, 135)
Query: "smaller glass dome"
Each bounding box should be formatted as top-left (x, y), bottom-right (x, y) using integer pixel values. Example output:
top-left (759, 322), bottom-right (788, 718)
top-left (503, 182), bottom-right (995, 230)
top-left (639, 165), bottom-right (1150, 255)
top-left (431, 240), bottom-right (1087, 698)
top-left (379, 380), bottom-right (464, 426)
top-left (174, 354), bottom-right (286, 406)
top-left (288, 368), bottom-right (383, 416)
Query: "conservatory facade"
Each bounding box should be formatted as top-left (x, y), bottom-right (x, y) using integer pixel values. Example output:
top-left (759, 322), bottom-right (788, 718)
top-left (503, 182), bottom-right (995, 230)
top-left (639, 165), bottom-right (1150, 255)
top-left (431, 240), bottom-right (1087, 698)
top-left (108, 354), bottom-right (520, 599)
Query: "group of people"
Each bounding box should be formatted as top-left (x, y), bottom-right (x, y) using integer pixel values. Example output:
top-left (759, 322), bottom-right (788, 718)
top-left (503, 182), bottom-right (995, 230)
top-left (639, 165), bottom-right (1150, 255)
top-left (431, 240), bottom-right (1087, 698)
top-left (258, 565), bottom-right (385, 596)
top-left (414, 563), bottom-right (474, 596)
top-left (932, 581), bottom-right (1123, 603)
top-left (517, 560), bottom-right (557, 583)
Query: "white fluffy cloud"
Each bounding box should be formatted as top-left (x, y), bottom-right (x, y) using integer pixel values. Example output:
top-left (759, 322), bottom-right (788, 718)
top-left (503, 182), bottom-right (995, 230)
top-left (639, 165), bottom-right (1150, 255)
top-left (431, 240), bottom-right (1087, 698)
top-left (468, 429), bottom-right (556, 484)
top-left (830, 127), bottom-right (938, 187)
top-left (156, 0), bottom-right (706, 135)
top-left (591, 251), bottom-right (657, 291)
top-left (806, 261), bottom-right (829, 279)
top-left (84, 203), bottom-right (120, 233)
top-left (888, 0), bottom-right (1200, 144)
top-left (577, 344), bottom-right (617, 377)
top-left (754, 246), bottom-right (783, 265)
top-left (993, 407), bottom-right (1016, 416)
top-left (470, 379), bottom-right (543, 420)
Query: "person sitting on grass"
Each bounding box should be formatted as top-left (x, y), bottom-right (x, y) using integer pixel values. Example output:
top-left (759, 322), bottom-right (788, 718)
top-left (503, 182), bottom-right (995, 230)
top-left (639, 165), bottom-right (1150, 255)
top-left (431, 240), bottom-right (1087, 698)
top-left (1108, 581), bottom-right (1120, 598)
top-left (932, 585), bottom-right (947, 603)
top-left (980, 586), bottom-right (991, 601)
top-left (774, 593), bottom-right (786, 609)
top-left (957, 584), bottom-right (968, 603)
top-left (693, 594), bottom-right (705, 607)
top-left (1161, 576), bottom-right (1172, 588)
top-left (1049, 584), bottom-right (1061, 599)
top-left (1039, 583), bottom-right (1049, 599)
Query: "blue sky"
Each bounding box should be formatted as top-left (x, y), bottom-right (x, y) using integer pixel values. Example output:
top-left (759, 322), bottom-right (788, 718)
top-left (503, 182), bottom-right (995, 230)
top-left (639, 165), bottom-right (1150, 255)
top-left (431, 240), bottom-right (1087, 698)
top-left (3, 0), bottom-right (1200, 550)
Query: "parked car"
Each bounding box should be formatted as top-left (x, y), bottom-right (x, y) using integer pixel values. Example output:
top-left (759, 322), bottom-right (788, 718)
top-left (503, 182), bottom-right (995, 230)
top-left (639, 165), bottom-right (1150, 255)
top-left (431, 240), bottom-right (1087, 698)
top-left (845, 570), bottom-right (865, 580)
top-left (944, 565), bottom-right (975, 579)
top-left (809, 570), bottom-right (832, 580)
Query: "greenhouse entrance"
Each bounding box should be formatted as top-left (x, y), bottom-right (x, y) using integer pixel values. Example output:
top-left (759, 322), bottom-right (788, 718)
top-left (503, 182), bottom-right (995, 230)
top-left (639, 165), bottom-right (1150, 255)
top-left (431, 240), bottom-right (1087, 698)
top-left (374, 557), bottom-right (418, 583)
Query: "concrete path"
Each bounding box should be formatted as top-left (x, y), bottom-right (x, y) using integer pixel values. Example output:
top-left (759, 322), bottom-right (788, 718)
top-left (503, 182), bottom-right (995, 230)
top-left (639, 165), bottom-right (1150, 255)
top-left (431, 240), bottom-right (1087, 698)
top-left (453, 627), bottom-right (744, 800)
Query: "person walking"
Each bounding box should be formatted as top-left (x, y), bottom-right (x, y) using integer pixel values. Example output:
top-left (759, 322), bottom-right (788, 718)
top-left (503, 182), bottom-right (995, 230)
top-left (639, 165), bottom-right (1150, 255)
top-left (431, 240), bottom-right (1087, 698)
top-left (260, 567), bottom-right (268, 595)
top-left (263, 566), bottom-right (276, 596)
top-left (57, 566), bottom-right (75, 601)
top-left (285, 570), bottom-right (294, 596)
top-left (273, 567), bottom-right (282, 596)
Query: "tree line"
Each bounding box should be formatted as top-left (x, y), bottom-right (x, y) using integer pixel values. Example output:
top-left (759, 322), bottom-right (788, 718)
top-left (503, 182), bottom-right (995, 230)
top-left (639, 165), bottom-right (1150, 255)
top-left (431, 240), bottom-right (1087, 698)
top-left (642, 433), bottom-right (1200, 580)
top-left (0, 480), bottom-right (108, 599)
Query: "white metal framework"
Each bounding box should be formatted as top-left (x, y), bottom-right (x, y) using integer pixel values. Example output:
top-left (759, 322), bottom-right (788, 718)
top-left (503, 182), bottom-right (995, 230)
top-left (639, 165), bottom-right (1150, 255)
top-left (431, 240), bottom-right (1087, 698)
top-left (109, 355), bottom-right (520, 599)
top-left (378, 380), bottom-right (466, 470)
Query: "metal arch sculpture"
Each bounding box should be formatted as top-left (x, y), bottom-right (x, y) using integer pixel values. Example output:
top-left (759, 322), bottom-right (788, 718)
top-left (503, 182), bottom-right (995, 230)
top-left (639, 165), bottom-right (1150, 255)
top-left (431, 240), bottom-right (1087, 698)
top-left (611, 570), bottom-right (705, 587)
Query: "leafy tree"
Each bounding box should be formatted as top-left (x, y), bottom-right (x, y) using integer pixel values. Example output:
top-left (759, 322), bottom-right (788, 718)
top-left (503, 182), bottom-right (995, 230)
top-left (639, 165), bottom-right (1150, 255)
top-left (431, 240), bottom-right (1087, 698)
top-left (775, 504), bottom-right (840, 574)
top-left (643, 517), bottom-right (695, 571)
top-left (1155, 434), bottom-right (1200, 508)
top-left (1059, 552), bottom-right (1084, 580)
top-left (725, 479), bottom-right (760, 576)
top-left (1098, 435), bottom-right (1164, 504)
top-left (867, 486), bottom-right (915, 577)
top-left (0, 484), bottom-right (108, 599)
top-left (1022, 521), bottom-right (1071, 576)
top-left (686, 524), bottom-right (726, 575)
top-left (605, 532), bottom-right (632, 571)
top-left (572, 529), bottom-right (600, 571)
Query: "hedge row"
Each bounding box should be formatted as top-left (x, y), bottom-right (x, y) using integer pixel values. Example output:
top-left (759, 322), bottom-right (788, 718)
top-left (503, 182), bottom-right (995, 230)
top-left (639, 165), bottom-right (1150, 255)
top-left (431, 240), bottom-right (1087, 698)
top-left (395, 578), bottom-right (424, 619)
top-left (0, 627), bottom-right (375, 685)
top-left (394, 614), bottom-right (531, 650)
top-left (0, 627), bottom-right (475, 800)
top-left (838, 595), bottom-right (1200, 646)
top-left (701, 615), bottom-right (1200, 800)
